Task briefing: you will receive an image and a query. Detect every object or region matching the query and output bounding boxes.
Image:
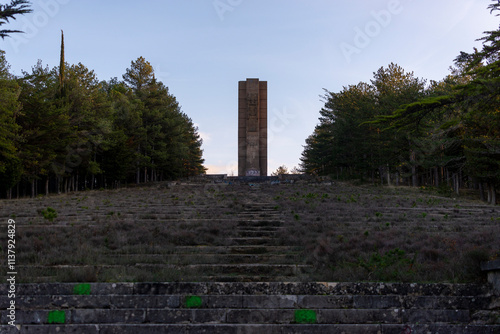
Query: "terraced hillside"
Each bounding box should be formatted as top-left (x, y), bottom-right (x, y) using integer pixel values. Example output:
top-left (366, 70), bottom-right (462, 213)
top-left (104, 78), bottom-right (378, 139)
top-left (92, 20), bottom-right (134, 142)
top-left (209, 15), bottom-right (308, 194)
top-left (0, 181), bottom-right (498, 283)
top-left (0, 181), bottom-right (499, 332)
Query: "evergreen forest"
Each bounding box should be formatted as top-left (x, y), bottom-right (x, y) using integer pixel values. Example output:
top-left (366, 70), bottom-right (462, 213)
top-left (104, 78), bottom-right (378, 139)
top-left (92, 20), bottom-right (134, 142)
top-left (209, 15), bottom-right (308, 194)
top-left (0, 30), bottom-right (205, 199)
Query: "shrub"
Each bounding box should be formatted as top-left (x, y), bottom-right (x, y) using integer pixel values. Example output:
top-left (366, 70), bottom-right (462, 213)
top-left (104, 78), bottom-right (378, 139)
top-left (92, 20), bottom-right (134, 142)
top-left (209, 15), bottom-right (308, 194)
top-left (41, 207), bottom-right (57, 222)
top-left (358, 248), bottom-right (414, 281)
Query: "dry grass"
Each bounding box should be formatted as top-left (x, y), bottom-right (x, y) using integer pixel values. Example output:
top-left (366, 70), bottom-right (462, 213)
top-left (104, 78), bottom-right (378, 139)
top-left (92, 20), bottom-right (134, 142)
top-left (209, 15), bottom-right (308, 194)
top-left (274, 182), bottom-right (499, 283)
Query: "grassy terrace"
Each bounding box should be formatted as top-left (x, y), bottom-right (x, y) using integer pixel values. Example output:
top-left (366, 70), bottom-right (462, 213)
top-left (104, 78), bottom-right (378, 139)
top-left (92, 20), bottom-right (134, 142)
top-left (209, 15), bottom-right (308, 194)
top-left (0, 181), bottom-right (498, 283)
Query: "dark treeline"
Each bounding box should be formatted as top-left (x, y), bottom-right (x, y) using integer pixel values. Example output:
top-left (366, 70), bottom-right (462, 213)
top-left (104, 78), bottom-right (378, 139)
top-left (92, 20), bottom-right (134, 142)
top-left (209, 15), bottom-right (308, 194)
top-left (301, 2), bottom-right (500, 204)
top-left (0, 34), bottom-right (205, 199)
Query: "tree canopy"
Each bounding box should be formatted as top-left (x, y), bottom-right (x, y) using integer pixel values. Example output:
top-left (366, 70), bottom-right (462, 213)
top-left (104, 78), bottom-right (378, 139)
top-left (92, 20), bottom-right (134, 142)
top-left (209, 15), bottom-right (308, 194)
top-left (0, 36), bottom-right (206, 198)
top-left (300, 1), bottom-right (500, 203)
top-left (0, 0), bottom-right (32, 39)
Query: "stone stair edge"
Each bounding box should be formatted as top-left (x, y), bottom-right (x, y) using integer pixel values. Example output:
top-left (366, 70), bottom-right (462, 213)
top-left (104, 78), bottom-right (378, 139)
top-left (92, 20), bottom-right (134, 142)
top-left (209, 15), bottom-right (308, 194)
top-left (1, 324), bottom-right (499, 334)
top-left (0, 282), bottom-right (492, 296)
top-left (0, 308), bottom-right (476, 326)
top-left (0, 295), bottom-right (493, 312)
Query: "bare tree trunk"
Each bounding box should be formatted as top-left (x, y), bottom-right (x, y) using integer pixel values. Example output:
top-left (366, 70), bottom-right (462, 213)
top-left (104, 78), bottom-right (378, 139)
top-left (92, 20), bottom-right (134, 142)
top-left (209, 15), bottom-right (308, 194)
top-left (410, 151), bottom-right (418, 187)
top-left (386, 165), bottom-right (391, 186)
top-left (31, 179), bottom-right (35, 198)
top-left (434, 167), bottom-right (439, 187)
top-left (45, 178), bottom-right (49, 196)
top-left (453, 174), bottom-right (459, 196)
top-left (489, 183), bottom-right (496, 205)
top-left (487, 183), bottom-right (492, 204)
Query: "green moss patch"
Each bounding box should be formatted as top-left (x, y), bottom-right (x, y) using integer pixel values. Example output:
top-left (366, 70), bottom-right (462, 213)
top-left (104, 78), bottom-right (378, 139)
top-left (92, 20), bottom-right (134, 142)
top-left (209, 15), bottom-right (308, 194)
top-left (295, 309), bottom-right (317, 324)
top-left (185, 295), bottom-right (202, 308)
top-left (48, 310), bottom-right (66, 324)
top-left (73, 283), bottom-right (91, 295)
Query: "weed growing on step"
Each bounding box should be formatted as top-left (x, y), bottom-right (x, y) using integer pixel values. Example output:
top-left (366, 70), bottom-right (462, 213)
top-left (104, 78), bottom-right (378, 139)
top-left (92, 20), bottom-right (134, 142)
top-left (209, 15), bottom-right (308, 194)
top-left (358, 248), bottom-right (415, 281)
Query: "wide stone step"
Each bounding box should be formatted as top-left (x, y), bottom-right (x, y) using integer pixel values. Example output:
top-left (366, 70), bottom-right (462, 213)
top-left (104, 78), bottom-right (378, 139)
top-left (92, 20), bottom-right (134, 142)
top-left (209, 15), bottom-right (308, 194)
top-left (0, 308), bottom-right (473, 325)
top-left (104, 253), bottom-right (302, 265)
top-left (183, 264), bottom-right (312, 276)
top-left (229, 237), bottom-right (278, 246)
top-left (237, 220), bottom-right (283, 227)
top-left (4, 282), bottom-right (490, 297)
top-left (1, 294), bottom-right (491, 310)
top-left (237, 226), bottom-right (283, 232)
top-left (15, 263), bottom-right (310, 274)
top-left (236, 213), bottom-right (282, 219)
top-left (194, 276), bottom-right (303, 282)
top-left (172, 245), bottom-right (301, 255)
top-left (243, 206), bottom-right (278, 211)
top-left (237, 230), bottom-right (278, 237)
top-left (2, 324), bottom-right (496, 334)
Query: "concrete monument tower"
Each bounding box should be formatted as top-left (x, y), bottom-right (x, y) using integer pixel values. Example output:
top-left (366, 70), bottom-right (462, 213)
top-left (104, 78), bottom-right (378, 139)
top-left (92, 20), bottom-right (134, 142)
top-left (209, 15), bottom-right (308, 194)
top-left (238, 78), bottom-right (267, 176)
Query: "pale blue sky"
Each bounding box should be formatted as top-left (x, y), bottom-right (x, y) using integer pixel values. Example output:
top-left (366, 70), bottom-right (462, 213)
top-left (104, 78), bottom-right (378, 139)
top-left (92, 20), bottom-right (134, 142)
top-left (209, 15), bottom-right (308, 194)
top-left (2, 0), bottom-right (499, 175)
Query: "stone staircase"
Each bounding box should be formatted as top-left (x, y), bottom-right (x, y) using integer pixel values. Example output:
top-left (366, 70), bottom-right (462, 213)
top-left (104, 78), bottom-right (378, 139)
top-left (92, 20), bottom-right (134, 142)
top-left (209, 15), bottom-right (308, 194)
top-left (0, 184), bottom-right (312, 283)
top-left (198, 201), bottom-right (311, 281)
top-left (0, 282), bottom-right (498, 333)
top-left (1, 182), bottom-right (500, 331)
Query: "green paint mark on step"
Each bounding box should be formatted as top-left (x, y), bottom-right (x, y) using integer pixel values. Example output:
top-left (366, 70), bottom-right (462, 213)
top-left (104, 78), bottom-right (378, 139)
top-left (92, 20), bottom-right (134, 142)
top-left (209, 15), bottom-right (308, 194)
top-left (73, 283), bottom-right (91, 295)
top-left (295, 309), bottom-right (317, 324)
top-left (185, 295), bottom-right (202, 308)
top-left (48, 310), bottom-right (66, 324)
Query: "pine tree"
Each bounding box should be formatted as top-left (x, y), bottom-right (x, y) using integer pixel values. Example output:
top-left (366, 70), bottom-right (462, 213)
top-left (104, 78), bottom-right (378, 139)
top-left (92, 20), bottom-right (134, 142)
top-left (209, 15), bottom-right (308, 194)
top-left (17, 61), bottom-right (71, 197)
top-left (58, 30), bottom-right (66, 97)
top-left (0, 51), bottom-right (22, 195)
top-left (123, 57), bottom-right (155, 93)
